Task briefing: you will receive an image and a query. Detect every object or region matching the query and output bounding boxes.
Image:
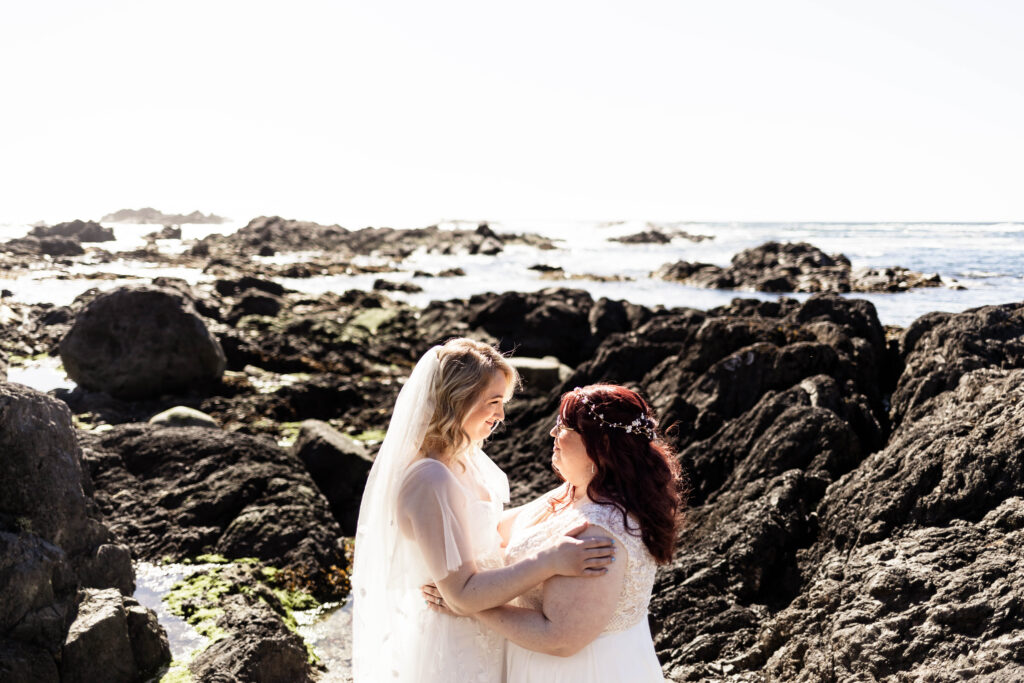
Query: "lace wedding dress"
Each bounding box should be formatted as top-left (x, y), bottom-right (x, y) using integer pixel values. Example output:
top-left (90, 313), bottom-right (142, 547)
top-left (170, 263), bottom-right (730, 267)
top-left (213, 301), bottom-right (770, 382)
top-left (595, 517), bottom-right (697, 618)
top-left (503, 491), bottom-right (665, 682)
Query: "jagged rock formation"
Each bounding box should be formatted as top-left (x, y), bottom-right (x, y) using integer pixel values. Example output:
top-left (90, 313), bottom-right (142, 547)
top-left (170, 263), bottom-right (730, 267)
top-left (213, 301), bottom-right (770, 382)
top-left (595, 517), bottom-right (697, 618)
top-left (654, 241), bottom-right (944, 293)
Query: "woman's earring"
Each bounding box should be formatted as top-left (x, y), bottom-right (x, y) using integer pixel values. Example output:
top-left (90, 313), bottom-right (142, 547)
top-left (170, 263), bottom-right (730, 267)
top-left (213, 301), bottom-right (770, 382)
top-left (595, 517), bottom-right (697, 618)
top-left (590, 463), bottom-right (596, 475)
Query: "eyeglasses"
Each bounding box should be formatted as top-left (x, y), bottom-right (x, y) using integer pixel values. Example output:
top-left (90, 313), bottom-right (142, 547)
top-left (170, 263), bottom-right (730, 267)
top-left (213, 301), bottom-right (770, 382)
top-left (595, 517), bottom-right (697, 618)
top-left (551, 417), bottom-right (576, 436)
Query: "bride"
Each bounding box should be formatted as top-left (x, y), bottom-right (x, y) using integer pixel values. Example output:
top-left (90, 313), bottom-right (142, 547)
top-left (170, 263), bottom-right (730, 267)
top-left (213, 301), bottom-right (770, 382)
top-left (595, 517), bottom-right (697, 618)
top-left (351, 339), bottom-right (616, 682)
top-left (424, 383), bottom-right (684, 682)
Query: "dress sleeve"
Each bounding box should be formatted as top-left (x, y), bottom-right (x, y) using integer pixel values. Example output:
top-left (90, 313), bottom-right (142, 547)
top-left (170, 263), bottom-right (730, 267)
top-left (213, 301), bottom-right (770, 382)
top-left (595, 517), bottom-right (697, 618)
top-left (397, 460), bottom-right (474, 581)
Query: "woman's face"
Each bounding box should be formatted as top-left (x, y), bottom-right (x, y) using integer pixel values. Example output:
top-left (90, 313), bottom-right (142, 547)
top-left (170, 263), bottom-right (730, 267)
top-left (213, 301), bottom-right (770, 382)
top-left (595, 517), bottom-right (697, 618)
top-left (550, 416), bottom-right (595, 488)
top-left (462, 370), bottom-right (508, 442)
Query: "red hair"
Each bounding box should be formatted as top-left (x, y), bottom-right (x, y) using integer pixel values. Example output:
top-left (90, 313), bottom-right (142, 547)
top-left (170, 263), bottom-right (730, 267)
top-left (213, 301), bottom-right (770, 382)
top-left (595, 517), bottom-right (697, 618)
top-left (549, 384), bottom-right (685, 564)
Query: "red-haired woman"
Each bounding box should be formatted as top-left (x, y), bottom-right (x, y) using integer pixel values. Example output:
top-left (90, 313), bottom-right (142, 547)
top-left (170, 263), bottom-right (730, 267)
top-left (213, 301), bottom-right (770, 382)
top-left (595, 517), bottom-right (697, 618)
top-left (424, 383), bottom-right (684, 681)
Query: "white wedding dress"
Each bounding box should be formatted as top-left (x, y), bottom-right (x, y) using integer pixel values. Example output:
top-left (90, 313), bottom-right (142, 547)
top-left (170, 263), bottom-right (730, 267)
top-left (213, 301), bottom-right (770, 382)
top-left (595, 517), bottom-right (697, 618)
top-left (503, 491), bottom-right (665, 682)
top-left (351, 346), bottom-right (509, 683)
top-left (390, 451), bottom-right (509, 682)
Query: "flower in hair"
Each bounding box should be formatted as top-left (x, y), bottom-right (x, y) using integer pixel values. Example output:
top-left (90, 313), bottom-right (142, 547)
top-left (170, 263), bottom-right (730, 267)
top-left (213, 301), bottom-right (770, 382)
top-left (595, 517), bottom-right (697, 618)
top-left (575, 390), bottom-right (656, 439)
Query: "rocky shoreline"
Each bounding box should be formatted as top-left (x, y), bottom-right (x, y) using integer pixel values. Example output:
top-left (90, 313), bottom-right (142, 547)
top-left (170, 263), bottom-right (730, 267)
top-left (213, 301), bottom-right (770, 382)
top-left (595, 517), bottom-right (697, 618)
top-left (2, 217), bottom-right (1022, 682)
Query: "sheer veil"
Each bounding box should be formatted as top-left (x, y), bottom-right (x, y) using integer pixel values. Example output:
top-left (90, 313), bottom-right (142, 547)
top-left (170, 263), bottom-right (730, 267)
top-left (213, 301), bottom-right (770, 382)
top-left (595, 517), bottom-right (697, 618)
top-left (351, 345), bottom-right (441, 682)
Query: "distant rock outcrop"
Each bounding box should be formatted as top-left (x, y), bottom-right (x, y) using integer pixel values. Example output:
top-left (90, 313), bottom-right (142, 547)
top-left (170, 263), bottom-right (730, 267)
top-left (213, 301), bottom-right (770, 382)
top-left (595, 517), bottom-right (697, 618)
top-left (654, 241), bottom-right (944, 293)
top-left (190, 215), bottom-right (555, 261)
top-left (102, 208), bottom-right (227, 224)
top-left (30, 220), bottom-right (115, 243)
top-left (610, 228), bottom-right (713, 244)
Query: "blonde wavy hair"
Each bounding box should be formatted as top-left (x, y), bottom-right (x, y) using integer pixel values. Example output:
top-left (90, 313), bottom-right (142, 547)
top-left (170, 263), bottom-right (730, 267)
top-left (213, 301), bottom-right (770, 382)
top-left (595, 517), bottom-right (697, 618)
top-left (421, 338), bottom-right (519, 466)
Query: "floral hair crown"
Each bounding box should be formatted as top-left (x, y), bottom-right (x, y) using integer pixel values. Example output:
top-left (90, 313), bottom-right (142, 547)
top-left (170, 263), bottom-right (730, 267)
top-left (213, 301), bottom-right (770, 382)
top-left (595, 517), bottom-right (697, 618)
top-left (574, 389), bottom-right (656, 440)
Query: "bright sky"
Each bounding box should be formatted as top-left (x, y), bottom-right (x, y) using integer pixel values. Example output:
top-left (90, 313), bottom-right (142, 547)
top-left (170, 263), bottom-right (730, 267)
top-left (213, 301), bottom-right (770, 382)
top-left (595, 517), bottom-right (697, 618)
top-left (1, 0), bottom-right (1022, 226)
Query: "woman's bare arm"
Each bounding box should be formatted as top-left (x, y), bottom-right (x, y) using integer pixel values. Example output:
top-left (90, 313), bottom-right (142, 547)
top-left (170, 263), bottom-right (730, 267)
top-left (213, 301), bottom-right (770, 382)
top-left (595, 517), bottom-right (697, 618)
top-left (470, 524), bottom-right (626, 656)
top-left (433, 520), bottom-right (614, 615)
top-left (401, 462), bottom-right (614, 615)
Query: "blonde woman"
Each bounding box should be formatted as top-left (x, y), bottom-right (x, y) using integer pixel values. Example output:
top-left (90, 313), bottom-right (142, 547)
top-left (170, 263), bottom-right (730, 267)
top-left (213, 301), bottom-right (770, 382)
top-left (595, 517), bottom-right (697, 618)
top-left (352, 339), bottom-right (615, 683)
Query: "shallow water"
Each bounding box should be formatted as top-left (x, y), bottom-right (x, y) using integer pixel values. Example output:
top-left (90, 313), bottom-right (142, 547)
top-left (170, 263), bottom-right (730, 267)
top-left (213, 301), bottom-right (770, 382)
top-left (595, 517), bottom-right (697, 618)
top-left (133, 562), bottom-right (354, 680)
top-left (133, 562), bottom-right (215, 662)
top-left (4, 356), bottom-right (76, 392)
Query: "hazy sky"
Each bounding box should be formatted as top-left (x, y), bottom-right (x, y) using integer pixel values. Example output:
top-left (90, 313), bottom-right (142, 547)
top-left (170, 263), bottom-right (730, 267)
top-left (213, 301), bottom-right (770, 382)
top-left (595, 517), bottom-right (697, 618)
top-left (2, 0), bottom-right (1022, 225)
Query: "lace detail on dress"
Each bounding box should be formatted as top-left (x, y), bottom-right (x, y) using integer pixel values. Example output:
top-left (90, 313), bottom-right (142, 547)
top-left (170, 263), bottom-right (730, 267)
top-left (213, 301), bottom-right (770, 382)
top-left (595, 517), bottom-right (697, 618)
top-left (504, 497), bottom-right (657, 634)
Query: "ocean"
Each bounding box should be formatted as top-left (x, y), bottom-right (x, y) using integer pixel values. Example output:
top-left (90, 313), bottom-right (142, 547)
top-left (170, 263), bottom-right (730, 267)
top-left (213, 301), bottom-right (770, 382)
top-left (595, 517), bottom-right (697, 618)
top-left (2, 218), bottom-right (1023, 330)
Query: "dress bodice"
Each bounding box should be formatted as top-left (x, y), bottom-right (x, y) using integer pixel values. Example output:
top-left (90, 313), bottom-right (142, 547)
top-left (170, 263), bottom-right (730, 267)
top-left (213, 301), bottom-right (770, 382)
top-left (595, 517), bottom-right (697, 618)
top-left (505, 490), bottom-right (657, 633)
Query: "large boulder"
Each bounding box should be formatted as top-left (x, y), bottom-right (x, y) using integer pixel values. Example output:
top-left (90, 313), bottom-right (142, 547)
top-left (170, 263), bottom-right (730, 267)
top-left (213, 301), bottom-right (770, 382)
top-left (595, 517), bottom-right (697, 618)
top-left (1, 382), bottom-right (165, 681)
top-left (59, 284), bottom-right (226, 399)
top-left (291, 420), bottom-right (373, 535)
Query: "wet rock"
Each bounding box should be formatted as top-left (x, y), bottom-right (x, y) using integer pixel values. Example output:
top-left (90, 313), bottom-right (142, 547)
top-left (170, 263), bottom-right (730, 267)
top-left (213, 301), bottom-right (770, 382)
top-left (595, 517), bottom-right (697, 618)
top-left (80, 424), bottom-right (348, 597)
top-left (651, 470), bottom-right (822, 680)
top-left (292, 419), bottom-right (373, 535)
top-left (0, 532), bottom-right (73, 650)
top-left (654, 241), bottom-right (943, 294)
top-left (190, 215), bottom-right (554, 262)
top-left (587, 297), bottom-right (653, 339)
top-left (652, 260), bottom-right (736, 289)
top-left (439, 267), bottom-right (466, 277)
top-left (149, 405), bottom-right (220, 429)
top-left (190, 594), bottom-right (314, 683)
top-left (682, 375), bottom-right (865, 505)
top-left (610, 227), bottom-right (714, 244)
top-left (31, 220), bottom-right (115, 243)
top-left (59, 284), bottom-right (227, 399)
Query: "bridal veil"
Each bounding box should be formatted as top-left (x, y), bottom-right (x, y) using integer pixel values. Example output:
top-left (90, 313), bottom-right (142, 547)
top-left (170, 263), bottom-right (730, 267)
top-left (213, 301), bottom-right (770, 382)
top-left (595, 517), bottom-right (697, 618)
top-left (351, 345), bottom-right (442, 681)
